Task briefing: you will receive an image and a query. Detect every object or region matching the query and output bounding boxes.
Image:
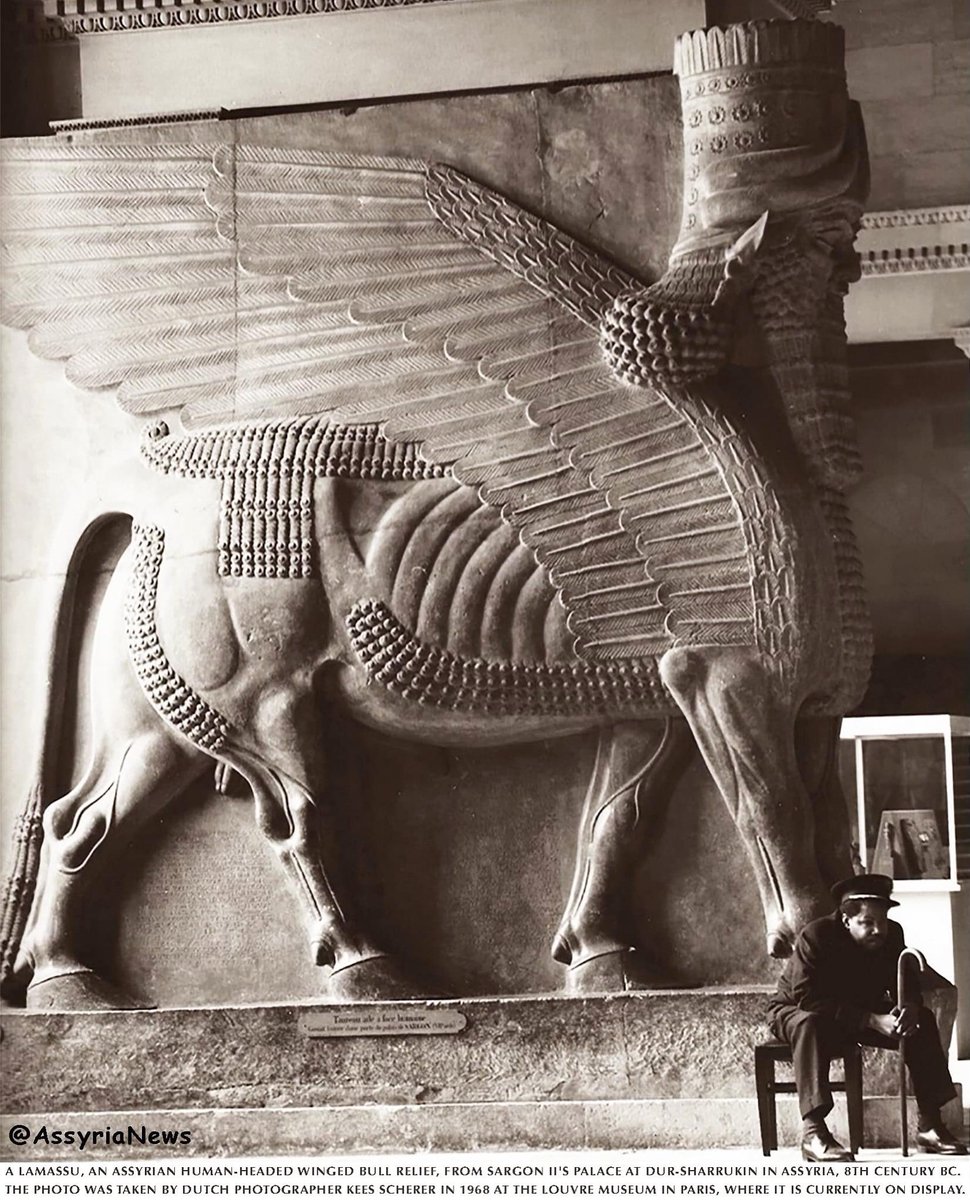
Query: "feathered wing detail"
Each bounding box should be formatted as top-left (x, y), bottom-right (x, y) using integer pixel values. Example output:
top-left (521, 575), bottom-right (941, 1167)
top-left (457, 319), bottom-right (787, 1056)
top-left (1, 138), bottom-right (237, 419)
top-left (1, 138), bottom-right (758, 661)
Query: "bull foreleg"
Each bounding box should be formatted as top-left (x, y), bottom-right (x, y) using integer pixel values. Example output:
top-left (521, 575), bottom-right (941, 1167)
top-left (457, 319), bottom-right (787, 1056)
top-left (659, 647), bottom-right (831, 958)
top-left (794, 715), bottom-right (855, 889)
top-left (552, 717), bottom-right (693, 992)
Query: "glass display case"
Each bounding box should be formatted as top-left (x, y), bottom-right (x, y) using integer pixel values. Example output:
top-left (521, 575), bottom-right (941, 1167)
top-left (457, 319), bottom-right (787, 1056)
top-left (838, 715), bottom-right (970, 1089)
top-left (839, 714), bottom-right (970, 889)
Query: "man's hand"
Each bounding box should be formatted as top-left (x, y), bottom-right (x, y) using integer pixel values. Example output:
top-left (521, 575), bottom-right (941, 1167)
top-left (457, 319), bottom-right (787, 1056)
top-left (893, 1004), bottom-right (920, 1038)
top-left (866, 1011), bottom-right (898, 1038)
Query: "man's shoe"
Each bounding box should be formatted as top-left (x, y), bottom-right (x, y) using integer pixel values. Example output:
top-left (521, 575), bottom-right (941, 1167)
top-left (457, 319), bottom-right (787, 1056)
top-left (916, 1126), bottom-right (968, 1155)
top-left (801, 1131), bottom-right (855, 1162)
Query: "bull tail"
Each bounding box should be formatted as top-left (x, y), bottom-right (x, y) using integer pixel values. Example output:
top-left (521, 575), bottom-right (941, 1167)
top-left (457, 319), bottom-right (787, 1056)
top-left (0, 500), bottom-right (133, 999)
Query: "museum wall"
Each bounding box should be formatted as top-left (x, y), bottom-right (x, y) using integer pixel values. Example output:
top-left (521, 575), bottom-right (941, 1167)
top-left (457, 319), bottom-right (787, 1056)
top-left (847, 344), bottom-right (970, 716)
top-left (838, 0), bottom-right (970, 720)
top-left (839, 0), bottom-right (970, 211)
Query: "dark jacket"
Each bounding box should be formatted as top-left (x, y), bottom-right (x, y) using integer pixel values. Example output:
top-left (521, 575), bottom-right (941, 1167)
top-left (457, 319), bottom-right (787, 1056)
top-left (769, 913), bottom-right (908, 1035)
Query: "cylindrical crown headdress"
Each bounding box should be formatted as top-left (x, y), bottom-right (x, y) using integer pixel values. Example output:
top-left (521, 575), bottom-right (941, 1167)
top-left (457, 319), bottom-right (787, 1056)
top-left (601, 20), bottom-right (869, 394)
top-left (671, 20), bottom-right (866, 260)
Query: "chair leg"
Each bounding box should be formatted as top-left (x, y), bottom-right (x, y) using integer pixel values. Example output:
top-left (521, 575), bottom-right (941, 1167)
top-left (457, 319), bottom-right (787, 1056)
top-left (755, 1052), bottom-right (778, 1155)
top-left (845, 1046), bottom-right (864, 1154)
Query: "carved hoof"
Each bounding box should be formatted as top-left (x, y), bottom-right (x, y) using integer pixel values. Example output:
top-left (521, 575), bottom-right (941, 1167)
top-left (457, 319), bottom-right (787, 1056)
top-left (551, 931), bottom-right (574, 966)
top-left (565, 949), bottom-right (675, 995)
top-left (327, 956), bottom-right (449, 1003)
top-left (26, 969), bottom-right (153, 1012)
top-left (551, 927), bottom-right (625, 969)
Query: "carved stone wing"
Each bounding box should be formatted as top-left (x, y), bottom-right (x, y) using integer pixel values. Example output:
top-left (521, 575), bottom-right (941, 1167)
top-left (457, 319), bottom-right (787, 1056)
top-left (1, 138), bottom-right (757, 661)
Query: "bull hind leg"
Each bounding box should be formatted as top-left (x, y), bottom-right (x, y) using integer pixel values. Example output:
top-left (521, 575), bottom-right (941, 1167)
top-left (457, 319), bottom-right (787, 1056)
top-left (219, 690), bottom-right (438, 1001)
top-left (17, 570), bottom-right (210, 1010)
top-left (659, 647), bottom-right (831, 958)
top-left (552, 717), bottom-right (693, 992)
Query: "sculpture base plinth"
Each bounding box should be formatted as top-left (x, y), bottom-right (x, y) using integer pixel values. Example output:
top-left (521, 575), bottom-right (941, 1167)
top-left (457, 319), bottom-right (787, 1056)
top-left (1, 989), bottom-right (963, 1155)
top-left (4, 1097), bottom-right (964, 1158)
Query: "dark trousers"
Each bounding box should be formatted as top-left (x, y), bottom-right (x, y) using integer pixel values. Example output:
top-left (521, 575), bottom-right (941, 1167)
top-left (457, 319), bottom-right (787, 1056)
top-left (770, 1005), bottom-right (958, 1120)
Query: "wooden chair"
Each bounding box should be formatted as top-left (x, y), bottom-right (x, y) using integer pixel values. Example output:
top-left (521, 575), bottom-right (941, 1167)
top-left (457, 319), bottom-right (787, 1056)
top-left (754, 1039), bottom-right (864, 1156)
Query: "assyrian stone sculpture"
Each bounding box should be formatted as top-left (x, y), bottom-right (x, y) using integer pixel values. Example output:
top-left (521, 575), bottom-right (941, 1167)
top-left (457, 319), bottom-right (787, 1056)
top-left (0, 19), bottom-right (872, 1009)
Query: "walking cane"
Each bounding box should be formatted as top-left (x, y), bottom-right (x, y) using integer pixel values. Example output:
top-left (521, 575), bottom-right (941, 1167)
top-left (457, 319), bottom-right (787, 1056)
top-left (897, 947), bottom-right (927, 1157)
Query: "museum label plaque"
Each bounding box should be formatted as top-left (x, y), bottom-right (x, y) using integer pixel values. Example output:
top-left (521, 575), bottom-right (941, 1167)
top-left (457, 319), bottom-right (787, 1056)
top-left (299, 1007), bottom-right (468, 1038)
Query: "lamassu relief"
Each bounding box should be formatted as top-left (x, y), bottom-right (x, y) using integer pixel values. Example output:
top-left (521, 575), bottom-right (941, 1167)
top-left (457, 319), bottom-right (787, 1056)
top-left (0, 19), bottom-right (873, 1010)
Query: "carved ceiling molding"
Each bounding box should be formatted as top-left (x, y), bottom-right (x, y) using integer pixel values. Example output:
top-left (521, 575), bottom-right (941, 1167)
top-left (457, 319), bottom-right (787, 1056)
top-left (860, 205), bottom-right (970, 229)
top-left (857, 206), bottom-right (970, 277)
top-left (44, 0), bottom-right (456, 36)
top-left (846, 206), bottom-right (970, 345)
top-left (18, 0), bottom-right (839, 61)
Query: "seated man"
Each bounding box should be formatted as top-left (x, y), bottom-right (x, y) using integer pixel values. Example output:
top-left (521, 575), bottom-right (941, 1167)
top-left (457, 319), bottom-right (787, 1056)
top-left (769, 873), bottom-right (967, 1162)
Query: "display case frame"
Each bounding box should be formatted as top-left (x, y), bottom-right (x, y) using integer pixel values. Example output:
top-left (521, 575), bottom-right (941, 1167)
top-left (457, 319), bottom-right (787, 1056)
top-left (839, 713), bottom-right (970, 892)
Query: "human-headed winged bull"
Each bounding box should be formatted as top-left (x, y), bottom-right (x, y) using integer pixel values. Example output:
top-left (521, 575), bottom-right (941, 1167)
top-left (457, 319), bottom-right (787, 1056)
top-left (1, 19), bottom-right (873, 1008)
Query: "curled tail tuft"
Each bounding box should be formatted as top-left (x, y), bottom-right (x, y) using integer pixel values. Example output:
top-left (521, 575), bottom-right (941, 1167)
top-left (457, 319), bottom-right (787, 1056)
top-left (0, 783), bottom-right (44, 999)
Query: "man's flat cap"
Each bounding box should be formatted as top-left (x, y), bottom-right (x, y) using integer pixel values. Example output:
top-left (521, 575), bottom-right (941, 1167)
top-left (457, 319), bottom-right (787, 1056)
top-left (831, 873), bottom-right (898, 908)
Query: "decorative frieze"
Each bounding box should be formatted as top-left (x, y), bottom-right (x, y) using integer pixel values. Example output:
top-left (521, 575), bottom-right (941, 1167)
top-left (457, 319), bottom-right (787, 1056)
top-left (45, 0), bottom-right (449, 36)
top-left (860, 206), bottom-right (970, 230)
top-left (857, 206), bottom-right (970, 277)
top-left (845, 205), bottom-right (970, 344)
